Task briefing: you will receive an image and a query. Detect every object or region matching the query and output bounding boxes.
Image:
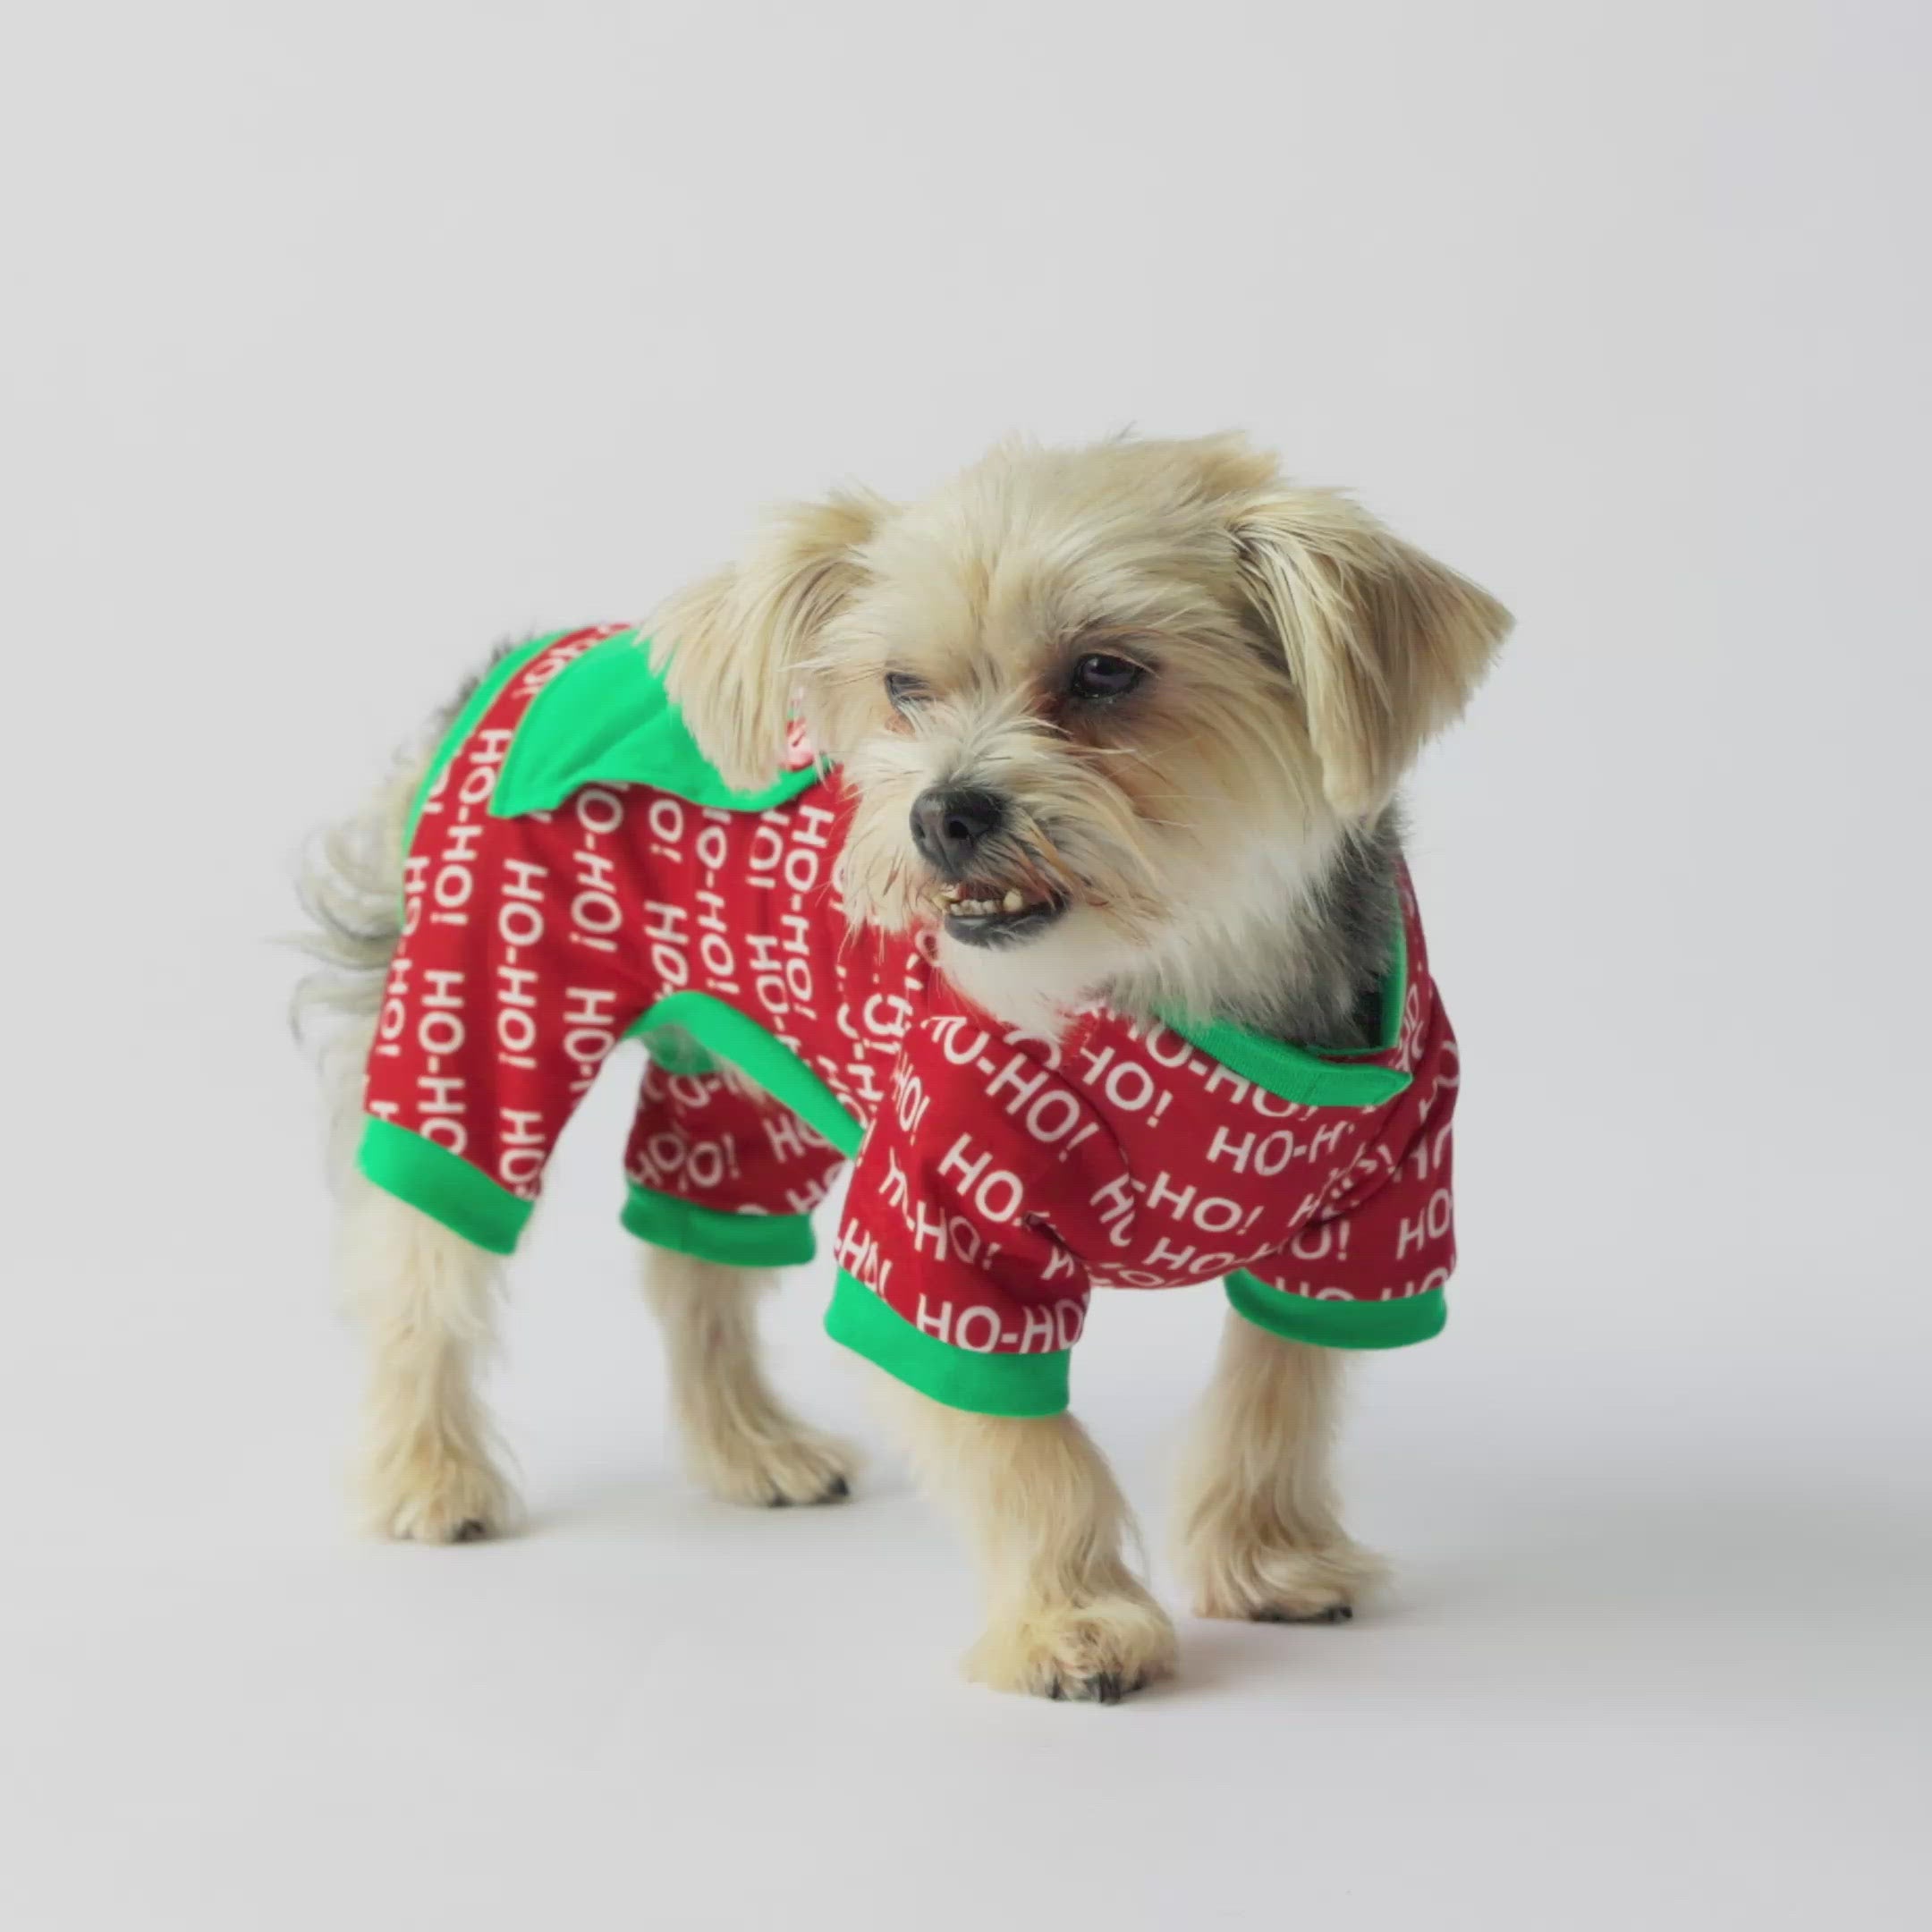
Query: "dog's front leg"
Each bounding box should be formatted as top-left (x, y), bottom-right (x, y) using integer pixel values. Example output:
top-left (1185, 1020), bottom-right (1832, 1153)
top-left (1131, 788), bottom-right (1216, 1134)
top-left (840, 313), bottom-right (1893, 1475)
top-left (880, 1377), bottom-right (1177, 1701)
top-left (341, 1182), bottom-right (516, 1543)
top-left (1173, 1313), bottom-right (1385, 1622)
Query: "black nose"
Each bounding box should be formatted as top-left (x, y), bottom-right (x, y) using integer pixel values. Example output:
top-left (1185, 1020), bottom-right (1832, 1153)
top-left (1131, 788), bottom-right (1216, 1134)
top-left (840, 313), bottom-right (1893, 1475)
top-left (910, 786), bottom-right (1006, 873)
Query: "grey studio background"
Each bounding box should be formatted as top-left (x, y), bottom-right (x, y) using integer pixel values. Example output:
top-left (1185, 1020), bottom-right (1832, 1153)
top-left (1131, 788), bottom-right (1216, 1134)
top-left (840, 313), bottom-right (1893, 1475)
top-left (4, 4), bottom-right (1927, 1929)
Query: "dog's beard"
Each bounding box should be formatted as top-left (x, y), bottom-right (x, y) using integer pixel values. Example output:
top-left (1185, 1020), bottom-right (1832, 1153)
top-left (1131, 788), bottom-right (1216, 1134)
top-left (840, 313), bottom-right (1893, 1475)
top-left (831, 731), bottom-right (1200, 1037)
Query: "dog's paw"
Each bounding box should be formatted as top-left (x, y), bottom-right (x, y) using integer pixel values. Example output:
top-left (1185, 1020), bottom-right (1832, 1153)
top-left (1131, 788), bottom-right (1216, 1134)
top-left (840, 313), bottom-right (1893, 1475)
top-left (691, 1425), bottom-right (859, 1509)
top-left (1191, 1538), bottom-right (1387, 1624)
top-left (358, 1446), bottom-right (517, 1546)
top-left (967, 1589), bottom-right (1179, 1703)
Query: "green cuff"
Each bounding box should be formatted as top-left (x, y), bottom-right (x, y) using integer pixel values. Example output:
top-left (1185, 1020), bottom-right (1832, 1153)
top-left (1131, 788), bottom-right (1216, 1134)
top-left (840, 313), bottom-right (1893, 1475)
top-left (1224, 1270), bottom-right (1446, 1350)
top-left (357, 1117), bottom-right (533, 1256)
top-left (824, 1272), bottom-right (1071, 1418)
top-left (620, 1185), bottom-right (816, 1267)
top-left (402, 631), bottom-right (564, 854)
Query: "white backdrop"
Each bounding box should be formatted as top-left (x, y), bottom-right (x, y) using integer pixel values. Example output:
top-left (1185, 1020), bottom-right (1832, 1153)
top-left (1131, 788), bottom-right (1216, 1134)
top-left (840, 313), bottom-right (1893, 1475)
top-left (5, 4), bottom-right (1928, 1928)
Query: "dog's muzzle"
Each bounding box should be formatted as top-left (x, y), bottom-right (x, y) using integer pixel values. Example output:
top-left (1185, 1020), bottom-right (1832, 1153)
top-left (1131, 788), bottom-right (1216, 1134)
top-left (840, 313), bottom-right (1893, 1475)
top-left (910, 784), bottom-right (1068, 946)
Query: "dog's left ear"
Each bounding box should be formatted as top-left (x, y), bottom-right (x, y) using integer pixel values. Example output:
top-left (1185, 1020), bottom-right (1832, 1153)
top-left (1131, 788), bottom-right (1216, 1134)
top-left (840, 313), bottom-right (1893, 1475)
top-left (651, 488), bottom-right (890, 792)
top-left (1232, 488), bottom-right (1513, 818)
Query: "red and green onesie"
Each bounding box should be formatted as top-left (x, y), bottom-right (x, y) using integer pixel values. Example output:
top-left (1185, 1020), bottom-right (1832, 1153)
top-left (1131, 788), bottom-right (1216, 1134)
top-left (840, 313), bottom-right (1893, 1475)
top-left (359, 625), bottom-right (1462, 1417)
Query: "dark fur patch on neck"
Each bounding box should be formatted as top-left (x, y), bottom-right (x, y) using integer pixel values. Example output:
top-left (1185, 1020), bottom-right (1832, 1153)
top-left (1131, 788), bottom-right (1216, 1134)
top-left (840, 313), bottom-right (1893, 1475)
top-left (1229, 807), bottom-right (1404, 1049)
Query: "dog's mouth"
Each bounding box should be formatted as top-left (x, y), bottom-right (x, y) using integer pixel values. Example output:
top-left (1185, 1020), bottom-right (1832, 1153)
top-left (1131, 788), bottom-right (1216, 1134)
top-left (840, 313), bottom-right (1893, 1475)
top-left (928, 879), bottom-right (1070, 948)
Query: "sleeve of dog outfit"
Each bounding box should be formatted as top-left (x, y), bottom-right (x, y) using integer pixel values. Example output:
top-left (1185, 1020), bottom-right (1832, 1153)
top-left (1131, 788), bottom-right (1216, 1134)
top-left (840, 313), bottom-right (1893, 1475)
top-left (825, 1011), bottom-right (1136, 1419)
top-left (1224, 1049), bottom-right (1460, 1351)
top-left (619, 1055), bottom-right (850, 1268)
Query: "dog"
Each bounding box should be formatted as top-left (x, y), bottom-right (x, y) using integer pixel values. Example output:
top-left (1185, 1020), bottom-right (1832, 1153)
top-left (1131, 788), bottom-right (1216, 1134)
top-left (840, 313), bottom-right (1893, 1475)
top-left (296, 431), bottom-right (1510, 1702)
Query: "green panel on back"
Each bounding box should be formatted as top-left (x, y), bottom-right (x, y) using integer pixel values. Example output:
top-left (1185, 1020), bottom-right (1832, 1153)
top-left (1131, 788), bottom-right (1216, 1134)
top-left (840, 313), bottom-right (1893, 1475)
top-left (403, 631), bottom-right (565, 852)
top-left (487, 630), bottom-right (826, 819)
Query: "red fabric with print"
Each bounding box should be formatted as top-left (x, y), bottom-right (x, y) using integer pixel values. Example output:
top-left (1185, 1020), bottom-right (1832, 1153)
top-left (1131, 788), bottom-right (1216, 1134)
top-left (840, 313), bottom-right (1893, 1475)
top-left (364, 629), bottom-right (1460, 1360)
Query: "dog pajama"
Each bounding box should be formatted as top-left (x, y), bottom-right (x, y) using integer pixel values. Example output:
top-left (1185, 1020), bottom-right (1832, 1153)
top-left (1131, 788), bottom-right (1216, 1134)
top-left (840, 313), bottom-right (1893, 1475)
top-left (359, 625), bottom-right (1462, 1416)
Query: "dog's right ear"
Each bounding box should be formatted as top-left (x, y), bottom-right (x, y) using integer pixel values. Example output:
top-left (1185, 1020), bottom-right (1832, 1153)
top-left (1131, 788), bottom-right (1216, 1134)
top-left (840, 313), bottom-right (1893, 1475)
top-left (1230, 487), bottom-right (1513, 820)
top-left (650, 488), bottom-right (890, 792)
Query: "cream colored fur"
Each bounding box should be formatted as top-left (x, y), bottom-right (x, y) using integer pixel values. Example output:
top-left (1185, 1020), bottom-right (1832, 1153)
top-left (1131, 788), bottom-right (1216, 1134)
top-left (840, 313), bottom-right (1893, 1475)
top-left (643, 1250), bottom-right (857, 1506)
top-left (652, 431), bottom-right (1508, 1042)
top-left (875, 1373), bottom-right (1177, 1701)
top-left (1174, 1313), bottom-right (1387, 1620)
top-left (343, 1181), bottom-right (516, 1542)
top-left (307, 431), bottom-right (1505, 1697)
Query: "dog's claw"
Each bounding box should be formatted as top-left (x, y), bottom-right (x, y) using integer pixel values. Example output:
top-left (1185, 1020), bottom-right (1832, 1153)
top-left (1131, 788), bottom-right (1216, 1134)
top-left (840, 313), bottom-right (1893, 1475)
top-left (1253, 1602), bottom-right (1352, 1624)
top-left (767, 1472), bottom-right (849, 1507)
top-left (701, 1429), bottom-right (857, 1509)
top-left (452, 1518), bottom-right (489, 1543)
top-left (1043, 1668), bottom-right (1148, 1704)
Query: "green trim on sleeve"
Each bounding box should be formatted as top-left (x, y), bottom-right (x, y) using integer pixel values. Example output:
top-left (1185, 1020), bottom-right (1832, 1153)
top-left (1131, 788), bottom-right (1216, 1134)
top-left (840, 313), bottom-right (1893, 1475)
top-left (1224, 1269), bottom-right (1446, 1350)
top-left (825, 1272), bottom-right (1072, 1418)
top-left (626, 993), bottom-right (864, 1158)
top-left (488, 631), bottom-right (829, 819)
top-left (620, 1185), bottom-right (817, 1267)
top-left (357, 1117), bottom-right (534, 1256)
top-left (403, 631), bottom-right (567, 852)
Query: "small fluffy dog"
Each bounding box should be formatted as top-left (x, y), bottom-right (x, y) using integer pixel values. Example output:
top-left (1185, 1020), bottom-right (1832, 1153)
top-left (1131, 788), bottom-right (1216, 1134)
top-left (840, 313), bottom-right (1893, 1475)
top-left (298, 432), bottom-right (1510, 1702)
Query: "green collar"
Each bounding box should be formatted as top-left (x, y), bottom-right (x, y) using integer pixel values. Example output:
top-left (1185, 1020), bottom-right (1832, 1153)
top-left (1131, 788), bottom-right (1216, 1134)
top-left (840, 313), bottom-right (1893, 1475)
top-left (1157, 911), bottom-right (1411, 1107)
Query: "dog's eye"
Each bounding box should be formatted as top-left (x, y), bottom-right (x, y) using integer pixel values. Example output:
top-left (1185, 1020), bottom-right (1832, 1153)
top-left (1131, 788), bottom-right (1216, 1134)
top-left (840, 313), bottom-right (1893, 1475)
top-left (1067, 654), bottom-right (1147, 701)
top-left (885, 672), bottom-right (927, 709)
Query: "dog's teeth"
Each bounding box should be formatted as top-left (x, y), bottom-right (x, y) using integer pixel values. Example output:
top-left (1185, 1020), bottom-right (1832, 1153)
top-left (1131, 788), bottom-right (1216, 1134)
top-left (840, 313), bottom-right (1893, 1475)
top-left (945, 889), bottom-right (1038, 919)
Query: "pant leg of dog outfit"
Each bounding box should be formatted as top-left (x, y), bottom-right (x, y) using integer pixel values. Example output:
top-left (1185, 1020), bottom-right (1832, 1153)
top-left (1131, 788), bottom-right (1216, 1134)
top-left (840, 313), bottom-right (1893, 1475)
top-left (357, 656), bottom-right (665, 1250)
top-left (620, 1055), bottom-right (850, 1267)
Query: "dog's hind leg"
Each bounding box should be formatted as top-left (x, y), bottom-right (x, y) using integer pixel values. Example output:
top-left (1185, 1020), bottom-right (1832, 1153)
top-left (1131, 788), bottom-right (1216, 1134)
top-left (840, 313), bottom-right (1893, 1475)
top-left (1172, 1312), bottom-right (1386, 1622)
top-left (294, 671), bottom-right (518, 1541)
top-left (641, 1248), bottom-right (856, 1507)
top-left (343, 1180), bottom-right (517, 1543)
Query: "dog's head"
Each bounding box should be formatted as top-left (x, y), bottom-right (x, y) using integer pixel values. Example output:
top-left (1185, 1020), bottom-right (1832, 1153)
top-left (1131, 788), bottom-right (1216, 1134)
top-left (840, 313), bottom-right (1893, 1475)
top-left (653, 434), bottom-right (1510, 1021)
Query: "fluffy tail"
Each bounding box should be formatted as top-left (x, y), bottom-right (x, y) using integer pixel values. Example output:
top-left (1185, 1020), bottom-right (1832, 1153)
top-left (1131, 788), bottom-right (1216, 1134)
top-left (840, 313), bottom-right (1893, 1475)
top-left (291, 740), bottom-right (428, 1189)
top-left (293, 648), bottom-right (525, 1182)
